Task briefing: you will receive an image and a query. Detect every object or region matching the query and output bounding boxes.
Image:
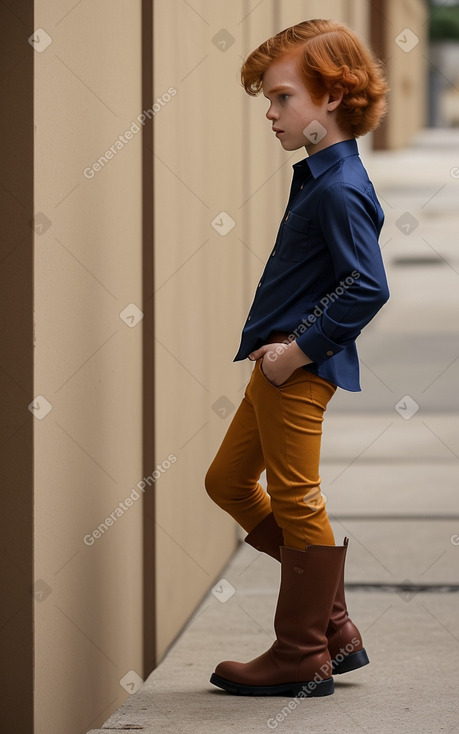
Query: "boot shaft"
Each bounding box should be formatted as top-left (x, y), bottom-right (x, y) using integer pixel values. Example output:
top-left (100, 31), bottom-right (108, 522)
top-left (272, 545), bottom-right (346, 679)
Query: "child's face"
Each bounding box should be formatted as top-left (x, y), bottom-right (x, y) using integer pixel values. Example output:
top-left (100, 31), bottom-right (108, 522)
top-left (262, 54), bottom-right (331, 154)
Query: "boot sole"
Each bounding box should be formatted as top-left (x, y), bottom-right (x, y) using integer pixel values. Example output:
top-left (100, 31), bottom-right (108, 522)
top-left (332, 648), bottom-right (370, 675)
top-left (210, 673), bottom-right (334, 697)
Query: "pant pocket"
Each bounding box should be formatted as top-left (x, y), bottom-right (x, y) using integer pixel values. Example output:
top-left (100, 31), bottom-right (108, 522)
top-left (258, 359), bottom-right (285, 389)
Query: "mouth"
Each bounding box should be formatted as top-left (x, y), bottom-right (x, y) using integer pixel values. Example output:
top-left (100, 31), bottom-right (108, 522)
top-left (273, 128), bottom-right (285, 137)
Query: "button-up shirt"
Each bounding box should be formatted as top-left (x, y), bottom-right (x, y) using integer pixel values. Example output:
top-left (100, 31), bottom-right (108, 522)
top-left (234, 138), bottom-right (389, 391)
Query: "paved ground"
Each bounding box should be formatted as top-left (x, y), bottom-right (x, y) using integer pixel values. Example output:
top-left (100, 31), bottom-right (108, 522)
top-left (89, 129), bottom-right (459, 734)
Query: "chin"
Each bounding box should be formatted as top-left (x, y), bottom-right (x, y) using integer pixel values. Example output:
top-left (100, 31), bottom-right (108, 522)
top-left (281, 140), bottom-right (304, 151)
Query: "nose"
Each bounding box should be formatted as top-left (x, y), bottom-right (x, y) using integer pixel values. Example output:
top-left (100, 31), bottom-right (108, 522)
top-left (266, 104), bottom-right (278, 121)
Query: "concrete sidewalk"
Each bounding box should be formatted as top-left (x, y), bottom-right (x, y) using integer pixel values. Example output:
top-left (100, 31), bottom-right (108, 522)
top-left (89, 129), bottom-right (459, 734)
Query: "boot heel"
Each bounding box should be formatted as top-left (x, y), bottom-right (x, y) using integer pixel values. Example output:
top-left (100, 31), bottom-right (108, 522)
top-left (332, 648), bottom-right (369, 675)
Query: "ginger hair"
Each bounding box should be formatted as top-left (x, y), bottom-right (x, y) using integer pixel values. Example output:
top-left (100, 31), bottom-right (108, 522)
top-left (241, 19), bottom-right (388, 137)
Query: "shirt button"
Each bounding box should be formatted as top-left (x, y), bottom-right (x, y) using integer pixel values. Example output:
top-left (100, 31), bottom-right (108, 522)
top-left (326, 350), bottom-right (334, 356)
top-left (272, 250), bottom-right (276, 256)
top-left (258, 282), bottom-right (262, 288)
top-left (284, 213), bottom-right (289, 221)
top-left (247, 316), bottom-right (251, 321)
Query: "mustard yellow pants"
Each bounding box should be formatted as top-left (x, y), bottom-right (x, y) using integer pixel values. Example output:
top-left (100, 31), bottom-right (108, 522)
top-left (205, 359), bottom-right (337, 549)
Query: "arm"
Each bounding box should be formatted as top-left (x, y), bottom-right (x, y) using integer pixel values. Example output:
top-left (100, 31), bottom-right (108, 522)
top-left (251, 181), bottom-right (389, 385)
top-left (296, 181), bottom-right (389, 362)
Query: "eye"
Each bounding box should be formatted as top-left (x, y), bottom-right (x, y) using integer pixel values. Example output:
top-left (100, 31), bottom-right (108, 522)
top-left (279, 94), bottom-right (290, 103)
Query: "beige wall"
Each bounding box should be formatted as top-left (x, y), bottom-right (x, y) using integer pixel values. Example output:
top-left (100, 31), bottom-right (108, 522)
top-left (34, 2), bottom-right (144, 732)
top-left (382, 0), bottom-right (428, 148)
top-left (153, 0), bottom-right (245, 659)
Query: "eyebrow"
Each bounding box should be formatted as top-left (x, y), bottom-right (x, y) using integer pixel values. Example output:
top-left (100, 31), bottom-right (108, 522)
top-left (263, 85), bottom-right (295, 97)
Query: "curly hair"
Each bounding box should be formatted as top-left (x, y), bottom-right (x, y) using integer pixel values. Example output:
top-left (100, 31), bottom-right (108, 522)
top-left (241, 19), bottom-right (388, 138)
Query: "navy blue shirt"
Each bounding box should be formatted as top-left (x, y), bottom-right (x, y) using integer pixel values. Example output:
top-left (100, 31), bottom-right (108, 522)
top-left (234, 139), bottom-right (389, 392)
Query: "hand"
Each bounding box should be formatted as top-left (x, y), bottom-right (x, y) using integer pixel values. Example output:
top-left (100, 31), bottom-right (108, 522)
top-left (249, 341), bottom-right (312, 387)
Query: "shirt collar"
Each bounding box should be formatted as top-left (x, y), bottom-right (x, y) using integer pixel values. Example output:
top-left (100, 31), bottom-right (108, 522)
top-left (293, 138), bottom-right (359, 180)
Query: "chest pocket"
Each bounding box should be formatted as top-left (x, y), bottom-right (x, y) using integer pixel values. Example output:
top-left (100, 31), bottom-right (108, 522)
top-left (279, 211), bottom-right (310, 263)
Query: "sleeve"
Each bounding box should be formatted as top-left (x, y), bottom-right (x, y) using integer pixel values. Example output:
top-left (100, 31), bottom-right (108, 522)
top-left (296, 181), bottom-right (390, 364)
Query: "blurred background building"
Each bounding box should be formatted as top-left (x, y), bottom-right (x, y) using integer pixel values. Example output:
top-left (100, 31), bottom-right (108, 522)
top-left (429, 0), bottom-right (459, 125)
top-left (3, 0), bottom-right (458, 732)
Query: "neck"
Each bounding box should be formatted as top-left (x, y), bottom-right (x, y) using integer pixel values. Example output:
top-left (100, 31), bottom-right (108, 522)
top-left (305, 129), bottom-right (353, 157)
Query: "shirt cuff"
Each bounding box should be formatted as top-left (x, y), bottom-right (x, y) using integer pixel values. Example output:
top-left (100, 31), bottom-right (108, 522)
top-left (296, 319), bottom-right (347, 364)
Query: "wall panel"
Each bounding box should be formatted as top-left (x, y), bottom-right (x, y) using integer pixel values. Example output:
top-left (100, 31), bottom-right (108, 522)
top-left (34, 2), bottom-right (144, 731)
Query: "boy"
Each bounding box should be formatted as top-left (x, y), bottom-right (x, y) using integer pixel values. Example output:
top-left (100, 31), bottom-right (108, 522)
top-left (206, 19), bottom-right (389, 697)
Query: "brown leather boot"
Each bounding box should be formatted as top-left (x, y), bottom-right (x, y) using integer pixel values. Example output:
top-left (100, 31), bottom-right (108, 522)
top-left (210, 544), bottom-right (344, 696)
top-left (244, 513), bottom-right (369, 674)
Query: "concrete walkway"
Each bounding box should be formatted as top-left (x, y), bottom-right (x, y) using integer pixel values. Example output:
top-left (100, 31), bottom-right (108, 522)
top-left (89, 129), bottom-right (459, 734)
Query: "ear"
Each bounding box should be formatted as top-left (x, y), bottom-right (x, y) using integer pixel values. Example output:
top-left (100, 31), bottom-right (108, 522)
top-left (326, 87), bottom-right (344, 112)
